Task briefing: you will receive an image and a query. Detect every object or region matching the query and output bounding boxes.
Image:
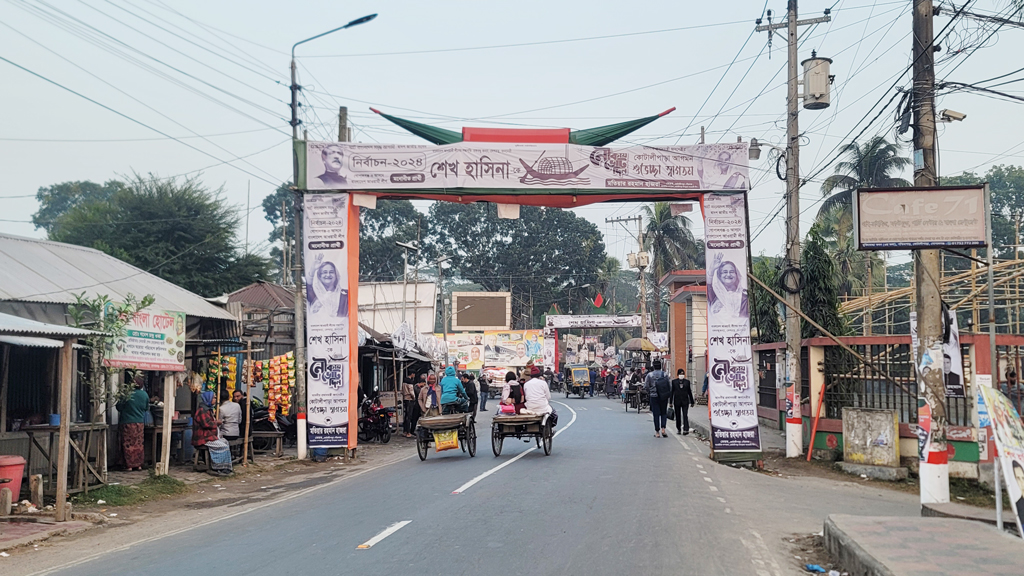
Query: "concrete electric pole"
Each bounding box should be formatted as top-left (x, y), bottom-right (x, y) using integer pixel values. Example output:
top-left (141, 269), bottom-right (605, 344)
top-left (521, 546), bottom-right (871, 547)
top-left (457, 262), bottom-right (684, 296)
top-left (756, 1), bottom-right (830, 458)
top-left (607, 215), bottom-right (649, 339)
top-left (912, 0), bottom-right (949, 505)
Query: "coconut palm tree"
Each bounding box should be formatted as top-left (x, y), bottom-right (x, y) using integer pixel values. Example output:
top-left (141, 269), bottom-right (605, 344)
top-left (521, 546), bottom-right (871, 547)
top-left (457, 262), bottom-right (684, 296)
top-left (596, 256), bottom-right (621, 312)
top-left (818, 136), bottom-right (912, 217)
top-left (642, 202), bottom-right (704, 331)
top-left (815, 206), bottom-right (886, 301)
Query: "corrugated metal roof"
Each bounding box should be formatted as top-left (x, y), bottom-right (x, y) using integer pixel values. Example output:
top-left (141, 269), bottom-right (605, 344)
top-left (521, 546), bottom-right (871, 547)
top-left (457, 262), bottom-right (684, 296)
top-left (0, 312), bottom-right (98, 337)
top-left (0, 233), bottom-right (237, 321)
top-left (0, 335), bottom-right (88, 349)
top-left (227, 281), bottom-right (295, 310)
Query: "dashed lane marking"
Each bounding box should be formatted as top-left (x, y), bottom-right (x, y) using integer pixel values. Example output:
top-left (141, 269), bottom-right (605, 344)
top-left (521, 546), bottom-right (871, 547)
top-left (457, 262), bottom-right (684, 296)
top-left (357, 521), bottom-right (411, 549)
top-left (709, 486), bottom-right (719, 492)
top-left (703, 477), bottom-right (713, 483)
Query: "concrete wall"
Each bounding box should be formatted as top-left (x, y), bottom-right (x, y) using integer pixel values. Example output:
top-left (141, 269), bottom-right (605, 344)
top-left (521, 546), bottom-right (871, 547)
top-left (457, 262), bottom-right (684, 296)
top-left (686, 295), bottom-right (708, 383)
top-left (667, 301), bottom-right (687, 376)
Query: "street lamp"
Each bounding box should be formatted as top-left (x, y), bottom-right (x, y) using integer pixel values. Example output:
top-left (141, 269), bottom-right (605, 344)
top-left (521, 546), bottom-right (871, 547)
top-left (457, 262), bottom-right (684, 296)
top-left (568, 283), bottom-right (591, 315)
top-left (288, 13), bottom-right (377, 462)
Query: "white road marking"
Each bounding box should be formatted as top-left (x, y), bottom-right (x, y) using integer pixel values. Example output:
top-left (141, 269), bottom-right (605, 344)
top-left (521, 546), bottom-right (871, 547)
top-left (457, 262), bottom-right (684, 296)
top-left (703, 476), bottom-right (713, 483)
top-left (709, 486), bottom-right (719, 492)
top-left (741, 530), bottom-right (784, 576)
top-left (696, 464), bottom-right (704, 469)
top-left (716, 497), bottom-right (727, 503)
top-left (579, 407), bottom-right (588, 411)
top-left (24, 451), bottom-right (416, 576)
top-left (691, 457), bottom-right (699, 461)
top-left (725, 508), bottom-right (732, 514)
top-left (602, 407), bottom-right (613, 410)
top-left (357, 521), bottom-right (411, 549)
top-left (699, 470), bottom-right (708, 475)
top-left (451, 401), bottom-right (578, 495)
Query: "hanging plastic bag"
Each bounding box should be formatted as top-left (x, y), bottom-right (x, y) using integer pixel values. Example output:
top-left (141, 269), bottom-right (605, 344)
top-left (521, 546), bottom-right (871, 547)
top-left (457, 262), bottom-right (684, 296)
top-left (434, 429), bottom-right (459, 452)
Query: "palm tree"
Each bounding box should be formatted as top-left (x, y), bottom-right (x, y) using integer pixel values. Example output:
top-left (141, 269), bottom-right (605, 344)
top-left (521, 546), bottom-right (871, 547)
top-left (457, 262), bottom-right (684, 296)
top-left (814, 208), bottom-right (886, 301)
top-left (642, 202), bottom-right (704, 331)
top-left (596, 256), bottom-right (621, 312)
top-left (819, 136), bottom-right (912, 217)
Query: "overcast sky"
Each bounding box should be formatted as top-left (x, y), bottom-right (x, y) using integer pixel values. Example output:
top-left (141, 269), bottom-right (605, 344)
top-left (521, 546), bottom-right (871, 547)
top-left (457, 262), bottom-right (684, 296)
top-left (2, 0), bottom-right (1022, 278)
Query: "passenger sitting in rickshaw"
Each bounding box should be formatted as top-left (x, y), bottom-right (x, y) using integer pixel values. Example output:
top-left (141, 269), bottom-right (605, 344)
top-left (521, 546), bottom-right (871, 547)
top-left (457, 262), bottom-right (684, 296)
top-left (522, 366), bottom-right (553, 416)
top-left (439, 366), bottom-right (470, 415)
top-left (500, 371), bottom-right (526, 414)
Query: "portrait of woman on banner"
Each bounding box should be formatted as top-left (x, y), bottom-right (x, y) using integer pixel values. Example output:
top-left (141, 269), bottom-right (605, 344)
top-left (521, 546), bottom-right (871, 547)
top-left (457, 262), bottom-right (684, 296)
top-left (306, 253), bottom-right (349, 319)
top-left (707, 252), bottom-right (749, 321)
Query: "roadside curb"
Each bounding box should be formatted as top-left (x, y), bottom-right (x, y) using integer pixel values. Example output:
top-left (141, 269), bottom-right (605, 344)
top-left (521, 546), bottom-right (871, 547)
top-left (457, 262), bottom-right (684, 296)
top-left (823, 515), bottom-right (896, 576)
top-left (0, 521), bottom-right (94, 553)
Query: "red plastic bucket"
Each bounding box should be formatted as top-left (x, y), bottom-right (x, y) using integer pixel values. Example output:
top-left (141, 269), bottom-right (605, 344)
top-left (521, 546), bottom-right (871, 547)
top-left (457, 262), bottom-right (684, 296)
top-left (0, 455), bottom-right (27, 500)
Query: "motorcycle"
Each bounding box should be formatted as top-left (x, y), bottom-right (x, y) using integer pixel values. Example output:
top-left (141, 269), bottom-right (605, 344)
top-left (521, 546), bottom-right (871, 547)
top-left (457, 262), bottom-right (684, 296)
top-left (249, 403), bottom-right (297, 450)
top-left (357, 392), bottom-right (394, 444)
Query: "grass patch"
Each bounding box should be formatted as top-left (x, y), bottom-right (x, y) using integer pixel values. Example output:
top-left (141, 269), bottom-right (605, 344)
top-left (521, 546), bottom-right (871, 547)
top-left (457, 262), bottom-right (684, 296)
top-left (72, 474), bottom-right (190, 507)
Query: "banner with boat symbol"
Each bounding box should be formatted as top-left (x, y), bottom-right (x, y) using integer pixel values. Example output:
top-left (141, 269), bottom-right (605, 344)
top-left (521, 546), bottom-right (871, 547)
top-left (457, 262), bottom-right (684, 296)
top-left (304, 141), bottom-right (749, 191)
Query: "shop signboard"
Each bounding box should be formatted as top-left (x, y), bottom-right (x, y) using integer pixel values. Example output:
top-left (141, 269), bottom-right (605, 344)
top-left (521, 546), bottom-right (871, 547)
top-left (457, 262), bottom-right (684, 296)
top-left (854, 185), bottom-right (987, 250)
top-left (103, 307), bottom-right (186, 371)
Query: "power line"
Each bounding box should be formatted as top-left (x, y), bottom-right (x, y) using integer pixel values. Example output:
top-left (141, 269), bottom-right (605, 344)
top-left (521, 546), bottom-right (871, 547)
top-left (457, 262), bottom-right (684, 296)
top-left (0, 127), bottom-right (277, 143)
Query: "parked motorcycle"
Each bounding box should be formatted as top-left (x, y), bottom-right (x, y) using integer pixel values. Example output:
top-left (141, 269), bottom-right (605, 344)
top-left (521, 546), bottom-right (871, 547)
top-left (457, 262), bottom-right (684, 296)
top-left (357, 392), bottom-right (393, 444)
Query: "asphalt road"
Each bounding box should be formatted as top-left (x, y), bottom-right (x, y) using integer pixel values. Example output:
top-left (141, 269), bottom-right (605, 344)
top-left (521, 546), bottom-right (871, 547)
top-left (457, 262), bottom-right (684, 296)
top-left (43, 395), bottom-right (922, 576)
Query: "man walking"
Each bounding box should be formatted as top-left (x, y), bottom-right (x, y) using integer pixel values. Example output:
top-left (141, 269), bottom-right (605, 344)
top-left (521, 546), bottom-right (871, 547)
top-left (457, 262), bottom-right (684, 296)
top-left (644, 360), bottom-right (671, 438)
top-left (671, 368), bottom-right (695, 435)
top-left (478, 373), bottom-right (489, 412)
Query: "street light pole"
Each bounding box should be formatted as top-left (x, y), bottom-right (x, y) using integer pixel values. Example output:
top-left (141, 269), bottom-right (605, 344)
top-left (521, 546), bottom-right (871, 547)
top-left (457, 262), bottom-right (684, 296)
top-left (289, 13), bottom-right (377, 460)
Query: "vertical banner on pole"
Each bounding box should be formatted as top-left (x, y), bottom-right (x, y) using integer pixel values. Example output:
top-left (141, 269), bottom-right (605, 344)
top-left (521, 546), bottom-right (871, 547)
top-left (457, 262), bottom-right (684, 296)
top-left (704, 193), bottom-right (761, 452)
top-left (978, 386), bottom-right (1024, 537)
top-left (303, 193), bottom-right (356, 448)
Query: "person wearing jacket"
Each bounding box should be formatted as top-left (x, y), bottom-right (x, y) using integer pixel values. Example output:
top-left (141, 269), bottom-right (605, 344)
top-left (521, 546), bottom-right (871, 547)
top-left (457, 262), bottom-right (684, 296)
top-left (439, 366), bottom-right (469, 414)
top-left (644, 360), bottom-right (671, 438)
top-left (671, 368), bottom-right (695, 435)
top-left (418, 373), bottom-right (440, 418)
top-left (461, 372), bottom-right (479, 420)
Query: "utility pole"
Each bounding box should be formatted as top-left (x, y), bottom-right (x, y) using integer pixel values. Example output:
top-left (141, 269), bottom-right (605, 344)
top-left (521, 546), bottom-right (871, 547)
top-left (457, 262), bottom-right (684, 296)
top-left (338, 106), bottom-right (350, 142)
top-left (607, 215), bottom-right (648, 338)
top-left (912, 0), bottom-right (948, 504)
top-left (756, 1), bottom-right (830, 458)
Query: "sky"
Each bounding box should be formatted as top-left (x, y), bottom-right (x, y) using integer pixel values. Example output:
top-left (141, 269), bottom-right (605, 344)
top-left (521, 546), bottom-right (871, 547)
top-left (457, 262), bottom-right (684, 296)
top-left (2, 0), bottom-right (1023, 281)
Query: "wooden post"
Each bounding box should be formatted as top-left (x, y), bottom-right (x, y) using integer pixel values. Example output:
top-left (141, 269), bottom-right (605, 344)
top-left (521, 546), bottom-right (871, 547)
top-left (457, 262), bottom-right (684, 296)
top-left (242, 341), bottom-right (254, 466)
top-left (55, 339), bottom-right (73, 522)
top-left (1, 487), bottom-right (11, 516)
top-left (29, 474), bottom-right (43, 507)
top-left (157, 372), bottom-right (174, 475)
top-left (214, 346), bottom-right (222, 419)
top-left (0, 344), bottom-right (9, 436)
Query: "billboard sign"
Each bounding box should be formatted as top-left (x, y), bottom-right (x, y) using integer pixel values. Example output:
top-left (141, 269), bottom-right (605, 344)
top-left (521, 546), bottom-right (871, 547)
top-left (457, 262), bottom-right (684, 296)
top-left (304, 141), bottom-right (750, 192)
top-left (451, 292), bottom-right (511, 331)
top-left (103, 307), bottom-right (186, 371)
top-left (544, 314), bottom-right (643, 329)
top-left (854, 185), bottom-right (987, 250)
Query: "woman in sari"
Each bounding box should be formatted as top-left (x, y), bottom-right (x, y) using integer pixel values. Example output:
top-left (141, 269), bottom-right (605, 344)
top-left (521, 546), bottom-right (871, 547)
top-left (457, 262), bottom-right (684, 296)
top-left (116, 374), bottom-right (149, 471)
top-left (305, 253), bottom-right (349, 318)
top-left (193, 391), bottom-right (232, 476)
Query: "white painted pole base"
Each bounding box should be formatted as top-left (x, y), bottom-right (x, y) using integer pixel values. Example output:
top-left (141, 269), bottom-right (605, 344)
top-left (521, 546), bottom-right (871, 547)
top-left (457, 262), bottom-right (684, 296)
top-left (919, 462), bottom-right (950, 504)
top-left (786, 421), bottom-right (802, 458)
top-left (297, 414), bottom-right (307, 460)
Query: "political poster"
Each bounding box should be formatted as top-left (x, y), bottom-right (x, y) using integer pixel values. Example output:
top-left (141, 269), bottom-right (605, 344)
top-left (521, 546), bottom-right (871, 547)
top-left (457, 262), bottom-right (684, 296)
top-left (103, 307), bottom-right (186, 371)
top-left (544, 314), bottom-right (643, 329)
top-left (435, 333), bottom-right (487, 370)
top-left (910, 311), bottom-right (965, 398)
top-left (305, 141), bottom-right (750, 192)
top-left (484, 330), bottom-right (543, 367)
top-left (978, 386), bottom-right (1024, 538)
top-left (704, 193), bottom-right (761, 452)
top-left (303, 193), bottom-right (358, 448)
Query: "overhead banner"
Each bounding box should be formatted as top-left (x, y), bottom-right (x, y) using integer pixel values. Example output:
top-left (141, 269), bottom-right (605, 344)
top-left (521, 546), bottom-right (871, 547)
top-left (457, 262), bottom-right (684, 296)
top-left (305, 141), bottom-right (749, 191)
top-left (978, 386), bottom-right (1024, 537)
top-left (103, 307), bottom-right (186, 371)
top-left (303, 193), bottom-right (359, 449)
top-left (544, 314), bottom-right (643, 329)
top-left (704, 193), bottom-right (761, 452)
top-left (854, 185), bottom-right (987, 250)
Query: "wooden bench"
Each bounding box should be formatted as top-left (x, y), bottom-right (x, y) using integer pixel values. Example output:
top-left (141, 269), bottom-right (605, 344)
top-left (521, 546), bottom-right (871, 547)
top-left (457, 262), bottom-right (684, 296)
top-left (251, 431), bottom-right (285, 457)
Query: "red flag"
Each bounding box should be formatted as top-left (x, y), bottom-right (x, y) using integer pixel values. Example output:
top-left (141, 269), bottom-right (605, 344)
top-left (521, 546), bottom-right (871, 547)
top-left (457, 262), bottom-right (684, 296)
top-left (594, 293), bottom-right (604, 308)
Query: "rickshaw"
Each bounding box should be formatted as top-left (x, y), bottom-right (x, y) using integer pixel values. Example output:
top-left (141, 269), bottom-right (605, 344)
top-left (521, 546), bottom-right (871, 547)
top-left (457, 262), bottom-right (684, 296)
top-left (491, 412), bottom-right (554, 456)
top-left (415, 412), bottom-right (477, 460)
top-left (564, 364), bottom-right (590, 398)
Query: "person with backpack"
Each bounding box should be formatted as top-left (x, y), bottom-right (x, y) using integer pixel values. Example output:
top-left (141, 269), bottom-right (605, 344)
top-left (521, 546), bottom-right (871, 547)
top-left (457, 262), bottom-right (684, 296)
top-left (644, 360), bottom-right (671, 438)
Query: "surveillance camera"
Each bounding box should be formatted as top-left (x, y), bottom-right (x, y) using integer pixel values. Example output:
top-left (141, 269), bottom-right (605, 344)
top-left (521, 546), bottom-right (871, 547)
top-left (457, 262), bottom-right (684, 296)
top-left (939, 109), bottom-right (966, 122)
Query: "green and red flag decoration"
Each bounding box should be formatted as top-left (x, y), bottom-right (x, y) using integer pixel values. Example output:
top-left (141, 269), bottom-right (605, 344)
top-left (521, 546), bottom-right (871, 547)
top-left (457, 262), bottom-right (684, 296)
top-left (370, 107), bottom-right (676, 147)
top-left (593, 293), bottom-right (604, 308)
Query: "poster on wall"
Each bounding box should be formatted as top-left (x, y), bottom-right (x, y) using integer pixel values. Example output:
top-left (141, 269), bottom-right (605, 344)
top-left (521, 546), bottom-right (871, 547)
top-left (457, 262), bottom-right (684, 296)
top-left (978, 386), bottom-right (1024, 537)
top-left (435, 333), bottom-right (487, 369)
top-left (704, 193), bottom-right (761, 452)
top-left (910, 311), bottom-right (965, 398)
top-left (103, 307), bottom-right (186, 371)
top-left (305, 141), bottom-right (750, 192)
top-left (304, 193), bottom-right (357, 448)
top-left (484, 330), bottom-right (543, 367)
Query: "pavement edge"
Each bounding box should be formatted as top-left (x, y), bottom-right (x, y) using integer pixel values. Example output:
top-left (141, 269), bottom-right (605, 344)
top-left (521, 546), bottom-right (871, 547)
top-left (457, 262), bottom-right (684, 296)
top-left (823, 515), bottom-right (896, 576)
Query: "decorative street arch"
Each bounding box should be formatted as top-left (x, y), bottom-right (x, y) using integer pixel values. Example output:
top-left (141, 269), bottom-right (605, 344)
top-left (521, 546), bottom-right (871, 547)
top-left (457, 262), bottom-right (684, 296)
top-left (293, 109), bottom-right (761, 461)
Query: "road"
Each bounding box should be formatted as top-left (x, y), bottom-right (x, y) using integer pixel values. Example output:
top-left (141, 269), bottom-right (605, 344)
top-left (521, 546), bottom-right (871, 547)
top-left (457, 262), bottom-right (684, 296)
top-left (26, 395), bottom-right (922, 576)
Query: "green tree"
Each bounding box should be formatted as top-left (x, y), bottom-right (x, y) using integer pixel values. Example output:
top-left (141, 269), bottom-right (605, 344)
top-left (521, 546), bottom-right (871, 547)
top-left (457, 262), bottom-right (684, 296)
top-left (750, 255), bottom-right (783, 343)
top-left (596, 256), bottom-right (621, 312)
top-left (359, 200), bottom-right (422, 282)
top-left (815, 205), bottom-right (886, 300)
top-left (33, 180), bottom-right (122, 234)
top-left (642, 202), bottom-right (704, 331)
top-left (46, 175), bottom-right (272, 296)
top-left (801, 226), bottom-right (847, 338)
top-left (945, 165), bottom-right (1024, 259)
top-left (423, 203), bottom-right (607, 327)
top-left (68, 292), bottom-right (155, 421)
top-left (819, 136), bottom-right (912, 216)
top-left (261, 184), bottom-right (296, 283)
